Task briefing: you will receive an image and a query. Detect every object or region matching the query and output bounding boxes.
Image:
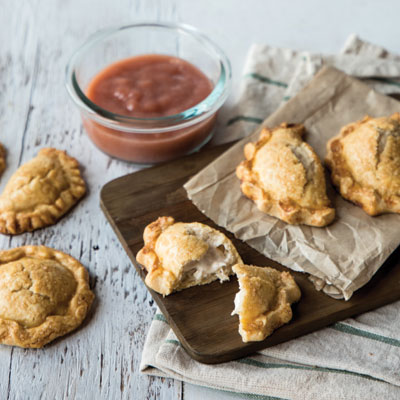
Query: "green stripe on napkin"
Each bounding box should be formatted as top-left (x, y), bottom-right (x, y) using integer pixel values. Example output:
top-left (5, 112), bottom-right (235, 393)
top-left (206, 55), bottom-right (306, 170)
top-left (153, 313), bottom-right (168, 323)
top-left (369, 77), bottom-right (400, 88)
top-left (227, 115), bottom-right (263, 126)
top-left (244, 73), bottom-right (288, 88)
top-left (332, 322), bottom-right (400, 347)
top-left (162, 339), bottom-right (383, 383)
top-left (238, 358), bottom-right (382, 382)
top-left (165, 339), bottom-right (180, 346)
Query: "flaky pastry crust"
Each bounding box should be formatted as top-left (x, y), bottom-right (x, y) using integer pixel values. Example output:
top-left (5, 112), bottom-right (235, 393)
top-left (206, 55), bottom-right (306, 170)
top-left (236, 123), bottom-right (335, 226)
top-left (326, 113), bottom-right (400, 216)
top-left (0, 143), bottom-right (5, 176)
top-left (0, 148), bottom-right (86, 234)
top-left (232, 263), bottom-right (301, 342)
top-left (0, 246), bottom-right (94, 348)
top-left (136, 217), bottom-right (242, 296)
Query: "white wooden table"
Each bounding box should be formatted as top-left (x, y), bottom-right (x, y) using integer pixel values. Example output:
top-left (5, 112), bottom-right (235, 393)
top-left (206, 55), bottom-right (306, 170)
top-left (1, 1), bottom-right (400, 399)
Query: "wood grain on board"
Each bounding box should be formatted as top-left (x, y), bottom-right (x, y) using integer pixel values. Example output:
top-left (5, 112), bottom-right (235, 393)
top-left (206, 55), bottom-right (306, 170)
top-left (101, 142), bottom-right (400, 364)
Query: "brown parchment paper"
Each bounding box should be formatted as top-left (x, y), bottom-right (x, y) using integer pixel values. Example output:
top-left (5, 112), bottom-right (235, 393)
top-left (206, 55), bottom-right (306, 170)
top-left (184, 66), bottom-right (400, 300)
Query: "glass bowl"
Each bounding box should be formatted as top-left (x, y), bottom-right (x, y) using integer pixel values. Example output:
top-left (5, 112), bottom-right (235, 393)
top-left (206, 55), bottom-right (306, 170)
top-left (65, 22), bottom-right (231, 164)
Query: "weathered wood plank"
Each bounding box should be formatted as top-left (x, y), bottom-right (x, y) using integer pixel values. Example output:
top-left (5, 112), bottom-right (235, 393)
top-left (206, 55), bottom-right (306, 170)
top-left (0, 1), bottom-right (39, 398)
top-left (0, 0), bottom-right (183, 399)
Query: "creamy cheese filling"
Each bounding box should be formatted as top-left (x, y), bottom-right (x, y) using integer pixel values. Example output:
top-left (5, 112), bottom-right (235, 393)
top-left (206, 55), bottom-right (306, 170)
top-left (232, 286), bottom-right (245, 316)
top-left (183, 245), bottom-right (228, 282)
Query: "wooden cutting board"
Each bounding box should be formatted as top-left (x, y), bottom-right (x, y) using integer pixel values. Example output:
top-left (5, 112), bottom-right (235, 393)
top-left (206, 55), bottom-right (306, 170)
top-left (100, 143), bottom-right (400, 364)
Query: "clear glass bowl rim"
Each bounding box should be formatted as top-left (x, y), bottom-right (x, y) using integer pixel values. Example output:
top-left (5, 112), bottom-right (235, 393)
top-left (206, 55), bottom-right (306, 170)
top-left (65, 22), bottom-right (232, 134)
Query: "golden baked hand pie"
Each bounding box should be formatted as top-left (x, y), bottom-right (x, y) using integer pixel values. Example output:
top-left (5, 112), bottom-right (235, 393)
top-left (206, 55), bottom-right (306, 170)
top-left (136, 216), bottom-right (243, 296)
top-left (236, 123), bottom-right (335, 227)
top-left (326, 113), bottom-right (400, 216)
top-left (0, 143), bottom-right (6, 176)
top-left (232, 263), bottom-right (301, 342)
top-left (0, 246), bottom-right (94, 348)
top-left (0, 148), bottom-right (86, 234)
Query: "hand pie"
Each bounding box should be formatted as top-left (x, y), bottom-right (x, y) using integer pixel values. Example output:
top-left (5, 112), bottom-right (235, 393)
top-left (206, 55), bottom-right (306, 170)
top-left (326, 113), bottom-right (400, 216)
top-left (0, 148), bottom-right (86, 234)
top-left (0, 143), bottom-right (5, 176)
top-left (0, 246), bottom-right (94, 348)
top-left (136, 216), bottom-right (243, 296)
top-left (236, 123), bottom-right (335, 226)
top-left (232, 263), bottom-right (301, 342)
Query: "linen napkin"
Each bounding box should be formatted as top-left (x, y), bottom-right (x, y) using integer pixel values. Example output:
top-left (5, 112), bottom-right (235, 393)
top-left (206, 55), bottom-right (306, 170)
top-left (141, 36), bottom-right (400, 399)
top-left (213, 34), bottom-right (400, 146)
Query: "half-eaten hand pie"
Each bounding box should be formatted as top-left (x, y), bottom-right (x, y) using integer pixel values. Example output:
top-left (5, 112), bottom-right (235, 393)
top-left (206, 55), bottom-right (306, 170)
top-left (0, 148), bottom-right (86, 234)
top-left (0, 246), bottom-right (94, 348)
top-left (136, 216), bottom-right (243, 296)
top-left (232, 263), bottom-right (301, 342)
top-left (326, 113), bottom-right (400, 216)
top-left (236, 123), bottom-right (335, 227)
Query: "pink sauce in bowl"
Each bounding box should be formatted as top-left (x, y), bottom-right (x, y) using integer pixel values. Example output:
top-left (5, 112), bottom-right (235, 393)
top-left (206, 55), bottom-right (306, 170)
top-left (82, 112), bottom-right (217, 164)
top-left (66, 23), bottom-right (231, 164)
top-left (87, 55), bottom-right (213, 118)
